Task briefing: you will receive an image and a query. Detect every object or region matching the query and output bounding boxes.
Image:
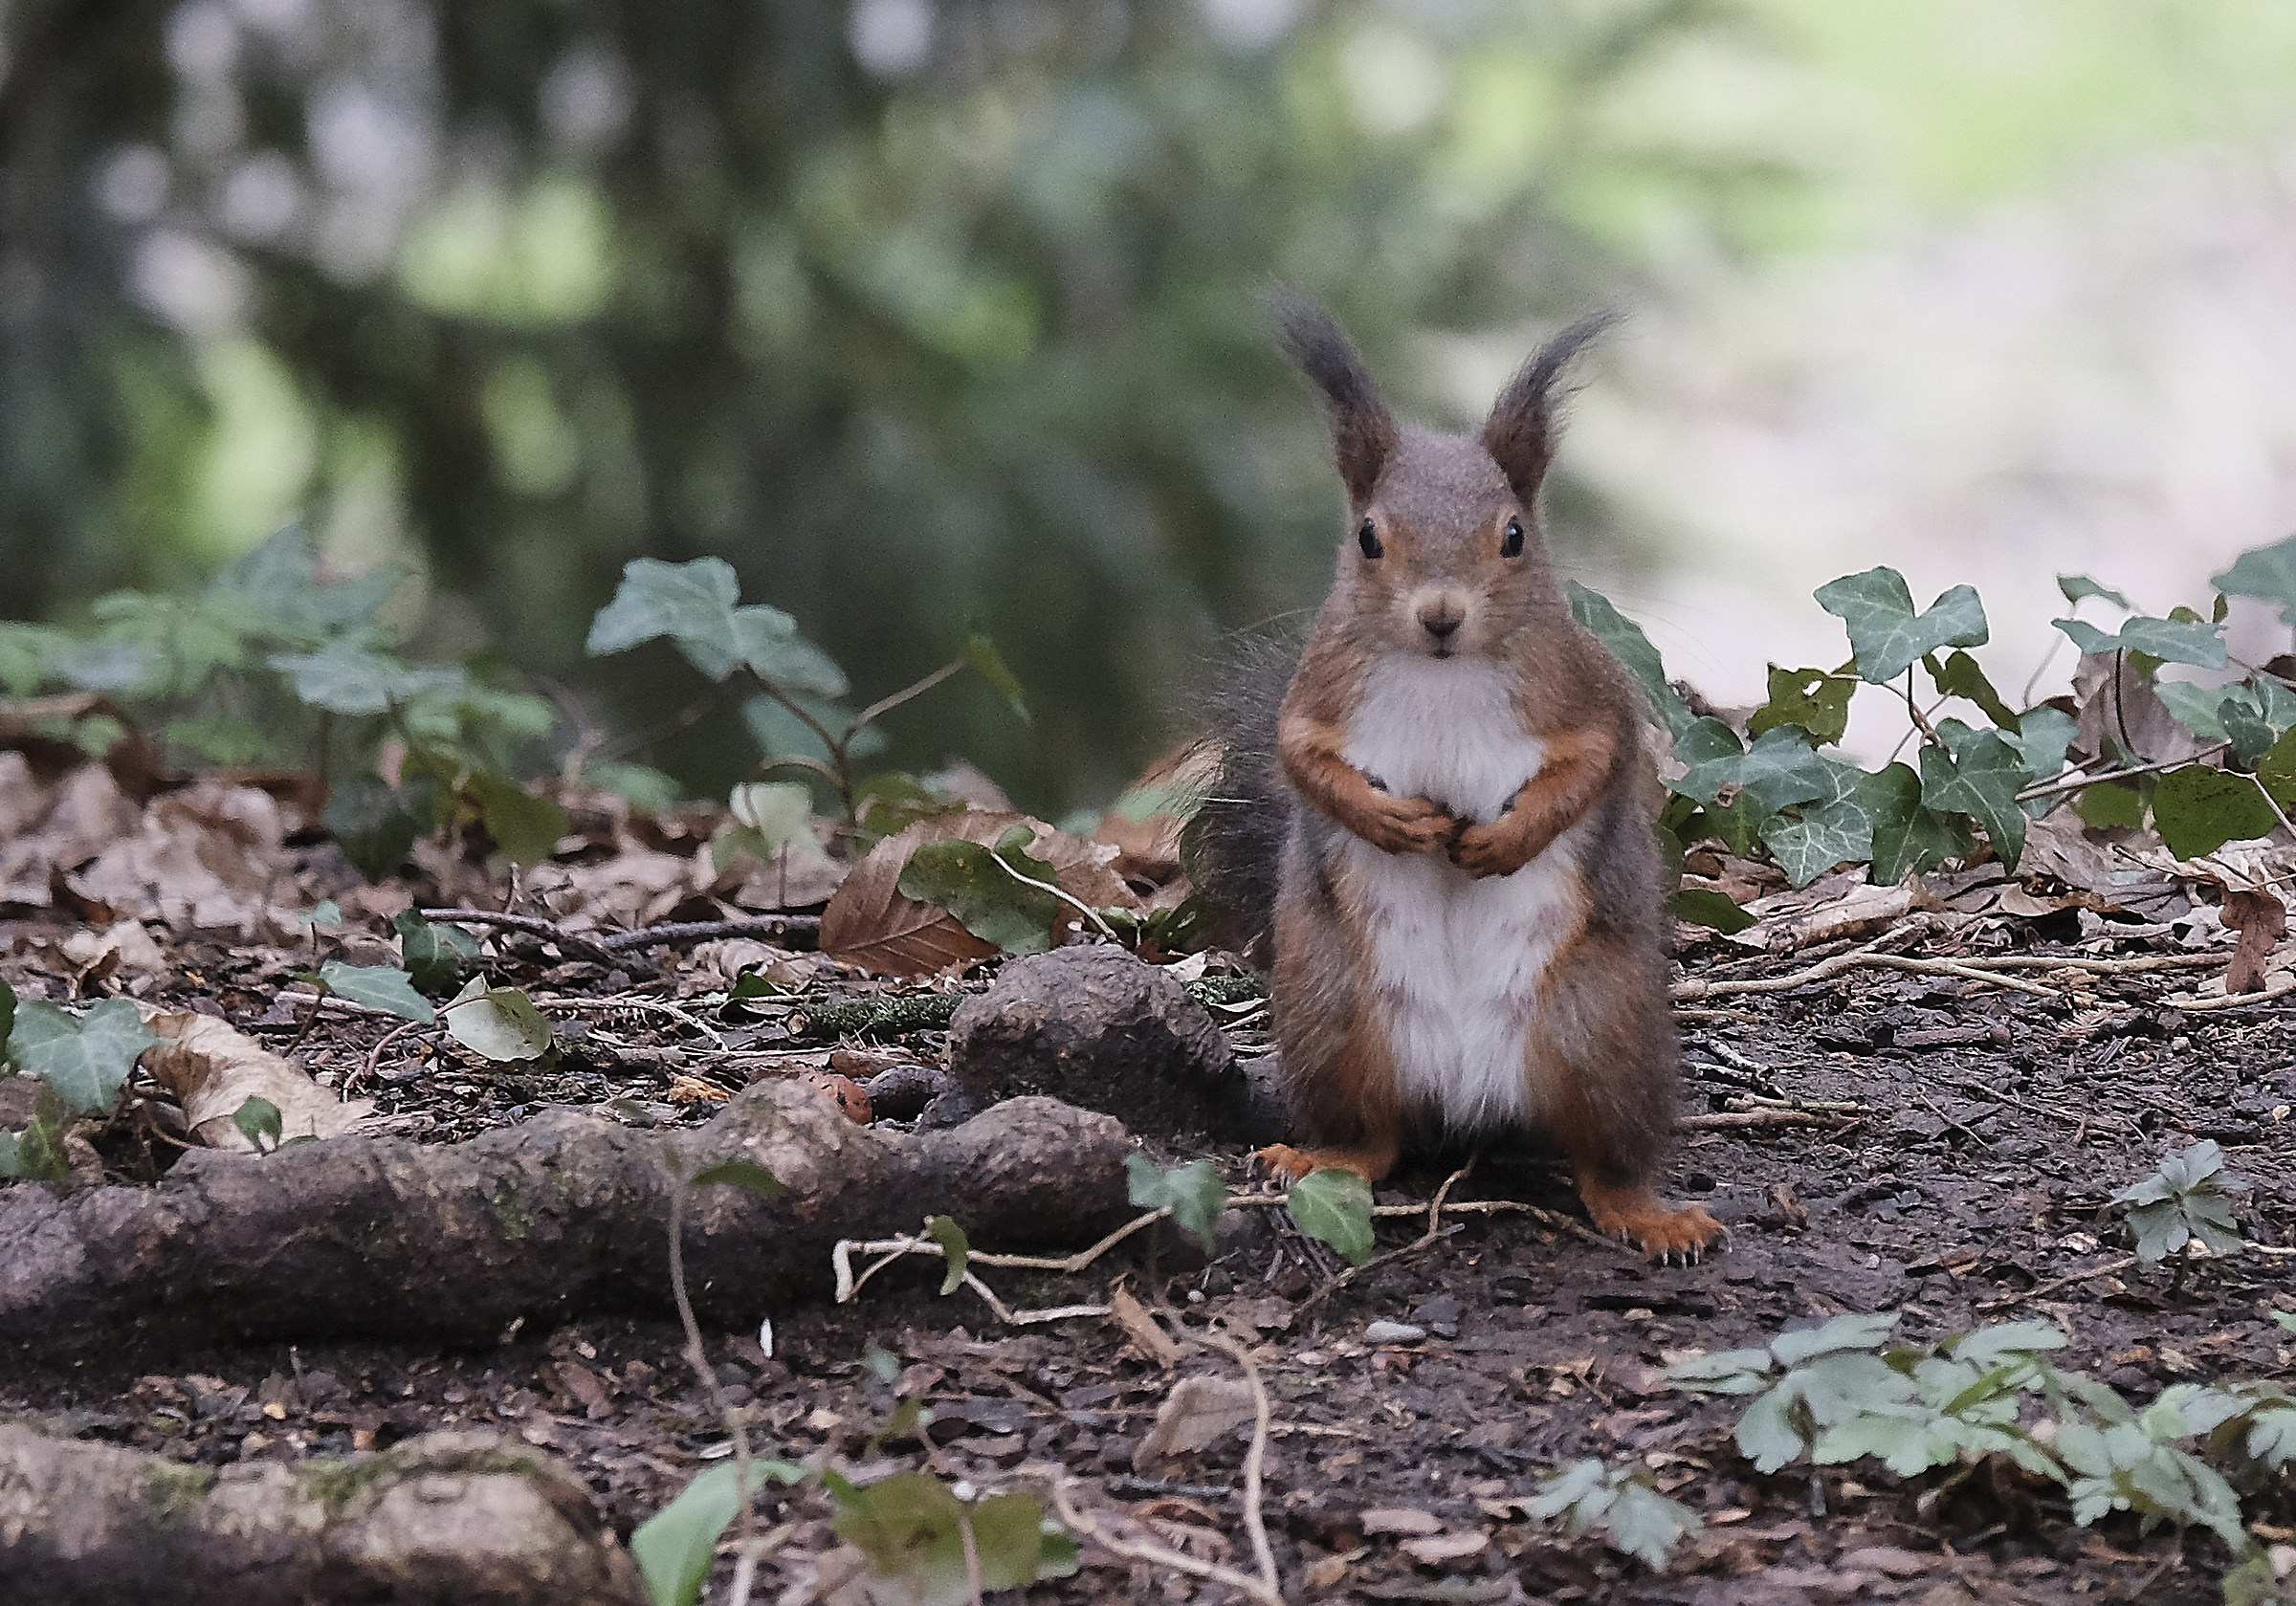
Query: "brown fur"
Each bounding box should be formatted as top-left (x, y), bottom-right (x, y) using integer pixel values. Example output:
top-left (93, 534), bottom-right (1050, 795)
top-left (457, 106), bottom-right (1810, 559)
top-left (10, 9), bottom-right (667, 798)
top-left (1250, 297), bottom-right (1720, 1261)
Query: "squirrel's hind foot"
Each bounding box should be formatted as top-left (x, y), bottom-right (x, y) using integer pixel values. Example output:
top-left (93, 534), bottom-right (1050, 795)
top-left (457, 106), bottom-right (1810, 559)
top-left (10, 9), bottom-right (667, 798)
top-left (1253, 1141), bottom-right (1400, 1186)
top-left (1578, 1180), bottom-right (1725, 1264)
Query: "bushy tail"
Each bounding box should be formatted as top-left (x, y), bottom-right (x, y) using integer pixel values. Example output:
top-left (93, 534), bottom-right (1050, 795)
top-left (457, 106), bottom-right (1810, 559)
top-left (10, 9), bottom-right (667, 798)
top-left (1179, 634), bottom-right (1297, 965)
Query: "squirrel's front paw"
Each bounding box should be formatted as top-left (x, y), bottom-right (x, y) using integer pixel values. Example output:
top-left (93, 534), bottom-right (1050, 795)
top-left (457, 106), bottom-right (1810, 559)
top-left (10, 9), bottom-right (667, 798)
top-left (1448, 819), bottom-right (1526, 878)
top-left (1356, 792), bottom-right (1456, 855)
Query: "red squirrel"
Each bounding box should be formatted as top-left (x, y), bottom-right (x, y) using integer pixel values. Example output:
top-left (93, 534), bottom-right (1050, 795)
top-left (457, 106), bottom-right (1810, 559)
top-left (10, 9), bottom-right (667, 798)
top-left (1192, 297), bottom-right (1722, 1262)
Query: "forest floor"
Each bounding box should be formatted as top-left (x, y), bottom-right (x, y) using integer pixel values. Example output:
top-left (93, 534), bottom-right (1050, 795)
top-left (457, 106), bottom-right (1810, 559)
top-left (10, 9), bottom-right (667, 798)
top-left (4, 897), bottom-right (2293, 1605)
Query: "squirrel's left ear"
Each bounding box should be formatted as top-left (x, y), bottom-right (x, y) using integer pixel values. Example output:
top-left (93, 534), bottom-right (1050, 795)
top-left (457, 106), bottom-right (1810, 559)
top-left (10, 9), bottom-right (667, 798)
top-left (1481, 312), bottom-right (1613, 503)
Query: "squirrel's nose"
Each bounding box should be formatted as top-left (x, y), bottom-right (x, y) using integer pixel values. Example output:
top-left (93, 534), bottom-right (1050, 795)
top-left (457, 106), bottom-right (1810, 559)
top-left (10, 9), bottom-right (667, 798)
top-left (1419, 605), bottom-right (1463, 640)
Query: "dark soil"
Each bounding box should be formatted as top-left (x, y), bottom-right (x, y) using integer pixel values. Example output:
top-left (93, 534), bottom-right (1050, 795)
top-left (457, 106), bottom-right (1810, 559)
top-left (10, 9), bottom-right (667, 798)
top-left (4, 917), bottom-right (2293, 1606)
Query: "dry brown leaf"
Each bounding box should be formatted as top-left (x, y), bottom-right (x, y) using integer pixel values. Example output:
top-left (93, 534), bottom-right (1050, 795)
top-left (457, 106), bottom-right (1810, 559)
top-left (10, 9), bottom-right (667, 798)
top-left (1109, 1285), bottom-right (1182, 1369)
top-left (142, 1011), bottom-right (374, 1150)
top-left (0, 759), bottom-right (142, 907)
top-left (2070, 651), bottom-right (2209, 768)
top-left (69, 779), bottom-right (301, 939)
top-left (819, 810), bottom-right (1139, 977)
top-left (2222, 888), bottom-right (2286, 994)
top-left (1359, 1507), bottom-right (1446, 1537)
top-left (1093, 740), bottom-right (1219, 890)
top-left (801, 1069), bottom-right (872, 1124)
top-left (1132, 1375), bottom-right (1256, 1470)
top-left (1400, 1529), bottom-right (1490, 1567)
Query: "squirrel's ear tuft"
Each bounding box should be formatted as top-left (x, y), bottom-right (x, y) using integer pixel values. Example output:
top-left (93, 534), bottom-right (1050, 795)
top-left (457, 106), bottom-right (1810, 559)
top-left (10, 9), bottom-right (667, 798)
top-left (1268, 289), bottom-right (1397, 509)
top-left (1481, 311), bottom-right (1614, 502)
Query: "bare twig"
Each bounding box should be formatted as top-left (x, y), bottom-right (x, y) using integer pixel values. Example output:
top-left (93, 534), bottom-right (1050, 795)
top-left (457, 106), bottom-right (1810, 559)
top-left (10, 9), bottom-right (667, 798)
top-left (850, 659), bottom-right (966, 736)
top-left (1298, 1158), bottom-right (1479, 1312)
top-left (1196, 1328), bottom-right (1280, 1602)
top-left (352, 1018), bottom-right (427, 1092)
top-left (1674, 949), bottom-right (2059, 1001)
top-left (2014, 741), bottom-right (2230, 803)
top-left (1978, 1255), bottom-right (2140, 1312)
top-left (665, 1162), bottom-right (761, 1575)
top-left (1677, 1109), bottom-right (1859, 1132)
top-left (1043, 1477), bottom-right (1285, 1606)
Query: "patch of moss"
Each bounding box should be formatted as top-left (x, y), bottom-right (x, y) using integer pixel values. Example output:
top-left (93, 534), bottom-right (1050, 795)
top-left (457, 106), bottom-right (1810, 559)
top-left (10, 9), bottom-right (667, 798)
top-left (487, 1177), bottom-right (535, 1240)
top-left (140, 1461), bottom-right (216, 1524)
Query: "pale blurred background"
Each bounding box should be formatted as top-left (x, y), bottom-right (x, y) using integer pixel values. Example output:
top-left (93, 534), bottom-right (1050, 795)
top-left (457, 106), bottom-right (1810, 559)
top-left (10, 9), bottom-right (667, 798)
top-left (6, 0), bottom-right (2296, 801)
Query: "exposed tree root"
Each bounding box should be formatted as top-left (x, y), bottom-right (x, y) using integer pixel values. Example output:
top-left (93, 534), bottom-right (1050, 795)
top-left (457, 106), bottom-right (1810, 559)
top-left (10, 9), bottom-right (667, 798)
top-left (0, 1083), bottom-right (1131, 1364)
top-left (0, 1426), bottom-right (644, 1606)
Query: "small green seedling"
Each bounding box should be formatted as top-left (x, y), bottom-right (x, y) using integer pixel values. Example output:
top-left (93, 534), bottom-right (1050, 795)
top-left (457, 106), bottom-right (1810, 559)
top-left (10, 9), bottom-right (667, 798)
top-left (2110, 1139), bottom-right (2248, 1263)
top-left (1526, 1459), bottom-right (1702, 1570)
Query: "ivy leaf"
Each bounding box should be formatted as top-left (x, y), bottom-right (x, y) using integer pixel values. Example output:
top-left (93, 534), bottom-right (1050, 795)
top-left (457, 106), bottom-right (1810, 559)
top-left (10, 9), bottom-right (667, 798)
top-left (2058, 575), bottom-right (2131, 610)
top-left (2004, 706), bottom-right (2077, 800)
top-left (1601, 1478), bottom-right (1703, 1570)
top-left (442, 977), bottom-right (555, 1062)
top-left (2212, 535), bottom-right (2296, 627)
top-left (322, 774), bottom-right (436, 883)
top-left (963, 632), bottom-right (1031, 724)
top-left (1924, 650), bottom-right (2019, 732)
top-left (1564, 582), bottom-right (1692, 736)
top-left (586, 557), bottom-right (752, 679)
top-left (7, 999), bottom-right (159, 1114)
top-left (1750, 666), bottom-right (1856, 744)
top-left (0, 1081), bottom-right (69, 1180)
top-left (896, 830), bottom-right (1064, 955)
top-left (1287, 1166), bottom-right (1375, 1264)
top-left (462, 773), bottom-right (569, 867)
top-left (1124, 1154), bottom-right (1226, 1256)
top-left (392, 911), bottom-right (479, 994)
top-left (1771, 1311), bottom-right (1902, 1367)
top-left (830, 1472), bottom-right (1071, 1601)
top-left (2077, 781), bottom-right (2145, 829)
top-left (0, 976), bottom-right (14, 1051)
top-left (925, 1214), bottom-right (970, 1295)
top-left (2051, 615), bottom-right (2227, 671)
top-left (316, 961), bottom-right (436, 1023)
top-left (232, 1094), bottom-right (284, 1152)
top-left (734, 606), bottom-right (849, 696)
top-left (2256, 727), bottom-right (2296, 807)
top-left (1917, 735), bottom-right (2029, 870)
top-left (1667, 887), bottom-right (1755, 934)
top-left (691, 1159), bottom-right (787, 1198)
top-left (632, 1460), bottom-right (806, 1606)
top-left (1760, 795), bottom-right (1872, 889)
top-left (268, 638), bottom-right (463, 715)
top-left (2151, 765), bottom-right (2278, 860)
top-left (1676, 726), bottom-right (1835, 817)
top-left (1814, 568), bottom-right (1988, 686)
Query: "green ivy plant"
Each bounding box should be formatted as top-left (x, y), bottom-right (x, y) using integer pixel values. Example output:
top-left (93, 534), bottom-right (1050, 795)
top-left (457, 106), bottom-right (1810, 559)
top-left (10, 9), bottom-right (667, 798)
top-left (1571, 531), bottom-right (2296, 926)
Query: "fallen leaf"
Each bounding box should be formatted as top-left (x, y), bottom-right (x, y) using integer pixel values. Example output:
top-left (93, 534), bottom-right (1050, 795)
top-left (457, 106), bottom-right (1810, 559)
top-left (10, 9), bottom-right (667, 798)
top-left (2223, 888), bottom-right (2287, 994)
top-left (821, 811), bottom-right (1139, 977)
top-left (1400, 1529), bottom-right (1489, 1568)
top-left (142, 1011), bottom-right (374, 1150)
top-left (1359, 1507), bottom-right (1445, 1537)
top-left (801, 1069), bottom-right (872, 1124)
top-left (1109, 1286), bottom-right (1182, 1369)
top-left (1133, 1375), bottom-right (1255, 1470)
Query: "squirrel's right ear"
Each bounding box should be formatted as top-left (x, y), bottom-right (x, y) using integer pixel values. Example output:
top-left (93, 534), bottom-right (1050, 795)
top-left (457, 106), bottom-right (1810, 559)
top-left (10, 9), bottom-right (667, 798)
top-left (1268, 290), bottom-right (1397, 509)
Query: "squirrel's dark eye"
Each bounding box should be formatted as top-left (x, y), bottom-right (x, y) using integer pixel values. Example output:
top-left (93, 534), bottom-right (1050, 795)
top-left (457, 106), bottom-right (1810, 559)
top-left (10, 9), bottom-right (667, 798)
top-left (1358, 519), bottom-right (1382, 560)
top-left (1501, 517), bottom-right (1525, 559)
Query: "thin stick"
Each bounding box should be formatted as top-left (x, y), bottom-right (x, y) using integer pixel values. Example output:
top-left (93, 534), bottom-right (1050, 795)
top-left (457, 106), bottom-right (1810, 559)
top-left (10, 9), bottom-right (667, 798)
top-left (981, 845), bottom-right (1120, 943)
top-left (1197, 1328), bottom-right (1280, 1602)
top-left (1677, 1110), bottom-right (1858, 1132)
top-left (850, 659), bottom-right (966, 736)
top-left (1044, 1478), bottom-right (1284, 1606)
top-left (1673, 950), bottom-right (2058, 1001)
top-left (1978, 1255), bottom-right (2140, 1312)
top-left (354, 1018), bottom-right (426, 1092)
top-left (1298, 1159), bottom-right (1479, 1312)
top-left (2014, 742), bottom-right (2230, 803)
top-left (665, 1166), bottom-right (760, 1572)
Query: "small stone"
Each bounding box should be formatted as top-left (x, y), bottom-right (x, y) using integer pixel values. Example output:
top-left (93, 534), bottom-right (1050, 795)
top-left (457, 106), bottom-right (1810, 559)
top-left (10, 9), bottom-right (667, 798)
top-left (1364, 1320), bottom-right (1425, 1345)
top-left (1408, 1294), bottom-right (1463, 1338)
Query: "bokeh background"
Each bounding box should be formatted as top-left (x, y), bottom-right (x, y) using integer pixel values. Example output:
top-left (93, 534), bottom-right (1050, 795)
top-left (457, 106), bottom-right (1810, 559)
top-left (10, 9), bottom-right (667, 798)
top-left (8, 0), bottom-right (2296, 813)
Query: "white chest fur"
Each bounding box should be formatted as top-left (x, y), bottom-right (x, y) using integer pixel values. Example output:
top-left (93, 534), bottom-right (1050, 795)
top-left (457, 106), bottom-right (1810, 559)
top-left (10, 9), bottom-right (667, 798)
top-left (1338, 655), bottom-right (1588, 1132)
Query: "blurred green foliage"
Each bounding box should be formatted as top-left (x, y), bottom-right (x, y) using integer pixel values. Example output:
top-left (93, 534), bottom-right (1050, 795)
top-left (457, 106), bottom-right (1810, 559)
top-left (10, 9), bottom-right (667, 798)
top-left (4, 0), bottom-right (2294, 810)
